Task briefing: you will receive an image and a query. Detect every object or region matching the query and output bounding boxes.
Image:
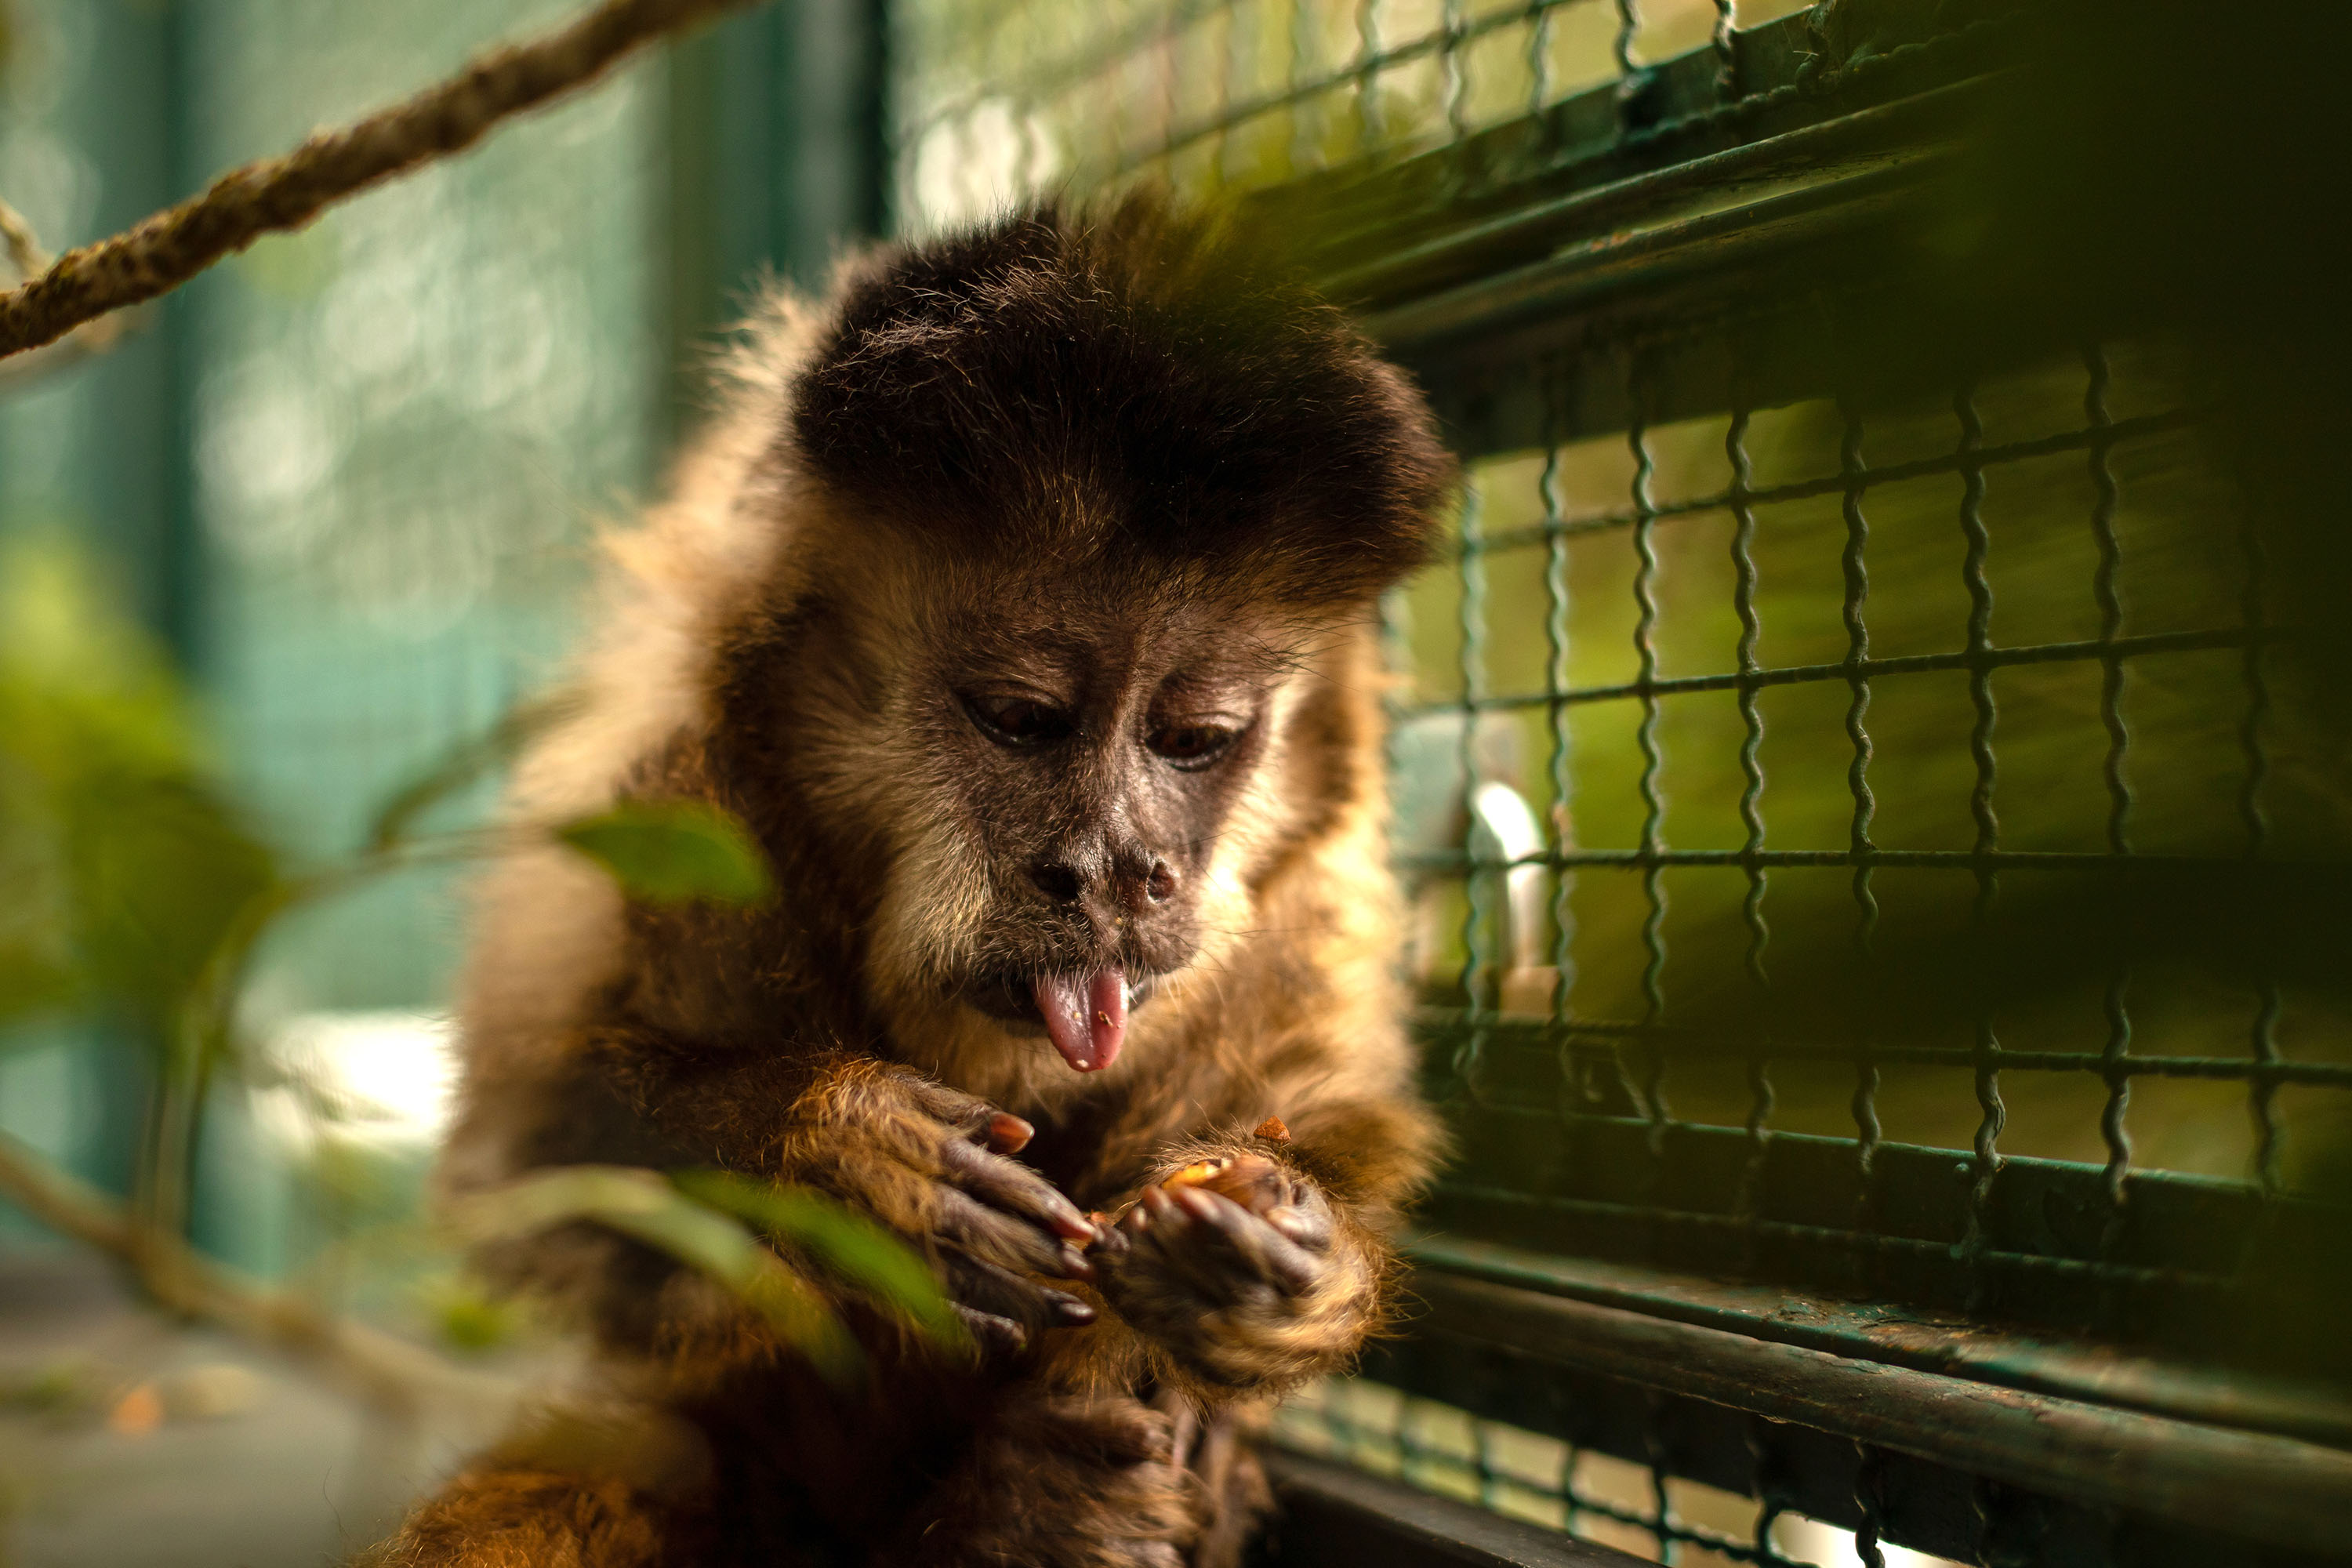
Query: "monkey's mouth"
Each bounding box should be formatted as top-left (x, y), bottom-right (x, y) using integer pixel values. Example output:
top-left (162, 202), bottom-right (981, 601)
top-left (964, 969), bottom-right (1154, 1073)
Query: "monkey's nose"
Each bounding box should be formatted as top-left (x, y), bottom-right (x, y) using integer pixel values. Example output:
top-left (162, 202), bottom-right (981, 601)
top-left (1109, 857), bottom-right (1177, 914)
top-left (1028, 861), bottom-right (1085, 905)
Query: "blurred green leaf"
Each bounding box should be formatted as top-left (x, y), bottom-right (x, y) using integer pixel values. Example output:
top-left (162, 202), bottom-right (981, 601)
top-left (0, 535), bottom-right (278, 1035)
top-left (670, 1169), bottom-right (966, 1348)
top-left (417, 1272), bottom-right (521, 1355)
top-left (554, 799), bottom-right (772, 906)
top-left (446, 1164), bottom-right (855, 1377)
top-left (366, 693), bottom-right (577, 851)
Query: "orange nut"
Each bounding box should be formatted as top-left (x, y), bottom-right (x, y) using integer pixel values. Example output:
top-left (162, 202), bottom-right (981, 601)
top-left (1163, 1157), bottom-right (1232, 1191)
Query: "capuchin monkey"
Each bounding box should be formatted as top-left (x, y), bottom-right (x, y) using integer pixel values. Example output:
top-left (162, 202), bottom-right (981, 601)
top-left (379, 194), bottom-right (1455, 1568)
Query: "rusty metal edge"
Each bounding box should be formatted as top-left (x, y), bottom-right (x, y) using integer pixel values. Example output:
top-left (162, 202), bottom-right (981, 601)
top-left (1259, 1448), bottom-right (1653, 1568)
top-left (1406, 1269), bottom-right (2352, 1555)
top-left (1320, 74), bottom-right (1995, 310)
top-left (1405, 1235), bottom-right (2352, 1449)
top-left (1359, 154), bottom-right (1944, 353)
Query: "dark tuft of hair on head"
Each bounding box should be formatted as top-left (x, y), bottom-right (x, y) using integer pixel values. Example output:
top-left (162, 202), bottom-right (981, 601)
top-left (788, 190), bottom-right (1457, 607)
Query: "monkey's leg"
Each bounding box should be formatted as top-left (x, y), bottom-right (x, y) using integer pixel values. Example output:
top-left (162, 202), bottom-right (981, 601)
top-left (1170, 1398), bottom-right (1274, 1568)
top-left (367, 1466), bottom-right (705, 1568)
top-left (885, 1388), bottom-right (1196, 1568)
top-left (367, 1402), bottom-right (725, 1568)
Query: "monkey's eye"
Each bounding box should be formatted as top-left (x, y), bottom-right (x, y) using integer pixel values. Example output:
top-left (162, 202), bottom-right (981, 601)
top-left (963, 692), bottom-right (1075, 747)
top-left (1148, 722), bottom-right (1240, 769)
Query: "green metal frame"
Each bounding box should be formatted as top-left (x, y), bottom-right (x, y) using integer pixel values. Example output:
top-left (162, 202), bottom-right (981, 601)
top-left (663, 0), bottom-right (891, 426)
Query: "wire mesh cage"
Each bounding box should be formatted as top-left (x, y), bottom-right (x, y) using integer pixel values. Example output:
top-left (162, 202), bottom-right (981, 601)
top-left (890, 2), bottom-right (2352, 1564)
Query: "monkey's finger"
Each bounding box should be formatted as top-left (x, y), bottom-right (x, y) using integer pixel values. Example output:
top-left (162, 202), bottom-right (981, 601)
top-left (1036, 1395), bottom-right (1178, 1468)
top-left (937, 1187), bottom-right (1095, 1280)
top-left (1127, 1196), bottom-right (1263, 1308)
top-left (944, 1250), bottom-right (1050, 1318)
top-left (938, 1138), bottom-right (1098, 1242)
top-left (901, 1079), bottom-right (1030, 1151)
top-left (1084, 1215), bottom-right (1132, 1265)
top-left (983, 1111), bottom-right (1035, 1154)
top-left (1131, 1228), bottom-right (1269, 1312)
top-left (1044, 1289), bottom-right (1098, 1327)
top-left (1171, 1188), bottom-right (1324, 1294)
top-left (1264, 1200), bottom-right (1334, 1251)
top-left (950, 1304), bottom-right (1029, 1356)
top-left (945, 1254), bottom-right (1095, 1332)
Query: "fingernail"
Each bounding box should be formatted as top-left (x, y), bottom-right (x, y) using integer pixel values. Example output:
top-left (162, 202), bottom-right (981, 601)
top-left (1142, 1187), bottom-right (1176, 1220)
top-left (1058, 1244), bottom-right (1097, 1281)
top-left (1050, 1206), bottom-right (1098, 1243)
top-left (987, 1112), bottom-right (1035, 1153)
top-left (1174, 1189), bottom-right (1220, 1221)
top-left (1048, 1294), bottom-right (1097, 1326)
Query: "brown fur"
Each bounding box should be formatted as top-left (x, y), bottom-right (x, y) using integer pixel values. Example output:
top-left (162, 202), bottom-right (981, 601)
top-left (386, 195), bottom-right (1454, 1568)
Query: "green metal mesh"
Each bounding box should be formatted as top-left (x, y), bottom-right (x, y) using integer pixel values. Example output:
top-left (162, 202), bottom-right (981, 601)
top-left (891, 0), bottom-right (1820, 231)
top-left (1410, 343), bottom-right (2339, 1312)
top-left (1273, 1380), bottom-right (1965, 1567)
top-left (889, 1), bottom-right (2350, 1563)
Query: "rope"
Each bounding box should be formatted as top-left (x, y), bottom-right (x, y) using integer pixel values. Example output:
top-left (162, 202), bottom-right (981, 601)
top-left (0, 0), bottom-right (757, 359)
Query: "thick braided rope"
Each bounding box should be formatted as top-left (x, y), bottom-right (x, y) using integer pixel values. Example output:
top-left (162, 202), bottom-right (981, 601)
top-left (0, 0), bottom-right (756, 358)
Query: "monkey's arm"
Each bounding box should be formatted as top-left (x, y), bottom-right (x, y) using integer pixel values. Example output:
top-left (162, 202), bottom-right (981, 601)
top-left (1090, 1091), bottom-right (1439, 1396)
top-left (483, 1030), bottom-right (1103, 1359)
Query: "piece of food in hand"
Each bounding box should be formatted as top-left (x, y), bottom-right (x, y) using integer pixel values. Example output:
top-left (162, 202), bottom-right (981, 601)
top-left (1163, 1152), bottom-right (1285, 1213)
top-left (1163, 1157), bottom-right (1233, 1192)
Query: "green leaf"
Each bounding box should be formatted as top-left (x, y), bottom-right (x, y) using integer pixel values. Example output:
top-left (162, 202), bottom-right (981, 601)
top-left (0, 533), bottom-right (281, 1034)
top-left (670, 1170), bottom-right (967, 1348)
top-left (366, 693), bottom-right (577, 851)
top-left (446, 1164), bottom-right (856, 1377)
top-left (554, 800), bottom-right (773, 906)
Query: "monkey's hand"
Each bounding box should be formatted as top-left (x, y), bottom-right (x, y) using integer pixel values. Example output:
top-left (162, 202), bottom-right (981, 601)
top-left (1092, 1143), bottom-right (1382, 1393)
top-left (778, 1059), bottom-right (1099, 1354)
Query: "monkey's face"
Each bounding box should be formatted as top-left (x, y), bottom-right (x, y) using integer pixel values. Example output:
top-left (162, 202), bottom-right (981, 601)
top-left (839, 554), bottom-right (1318, 1077)
top-left (775, 199), bottom-right (1454, 1079)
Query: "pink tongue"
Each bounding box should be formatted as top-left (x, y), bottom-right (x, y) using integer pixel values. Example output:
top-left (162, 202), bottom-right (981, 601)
top-left (1034, 969), bottom-right (1127, 1073)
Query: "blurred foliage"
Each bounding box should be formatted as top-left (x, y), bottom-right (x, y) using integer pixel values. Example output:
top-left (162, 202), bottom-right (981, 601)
top-left (0, 535), bottom-right (276, 1037)
top-left (673, 1170), bottom-right (966, 1348)
top-left (415, 1270), bottom-right (521, 1354)
top-left (365, 695), bottom-right (573, 853)
top-left (0, 533), bottom-right (924, 1385)
top-left (557, 799), bottom-right (775, 908)
top-left (447, 1164), bottom-right (968, 1380)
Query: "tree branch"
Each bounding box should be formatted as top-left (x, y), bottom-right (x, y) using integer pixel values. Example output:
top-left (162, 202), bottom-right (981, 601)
top-left (0, 0), bottom-right (757, 359)
top-left (0, 1127), bottom-right (515, 1419)
top-left (0, 193), bottom-right (141, 393)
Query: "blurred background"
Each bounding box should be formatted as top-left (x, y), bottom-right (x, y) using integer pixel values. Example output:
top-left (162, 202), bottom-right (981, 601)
top-left (0, 1), bottom-right (2346, 1565)
top-left (0, 2), bottom-right (888, 1560)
